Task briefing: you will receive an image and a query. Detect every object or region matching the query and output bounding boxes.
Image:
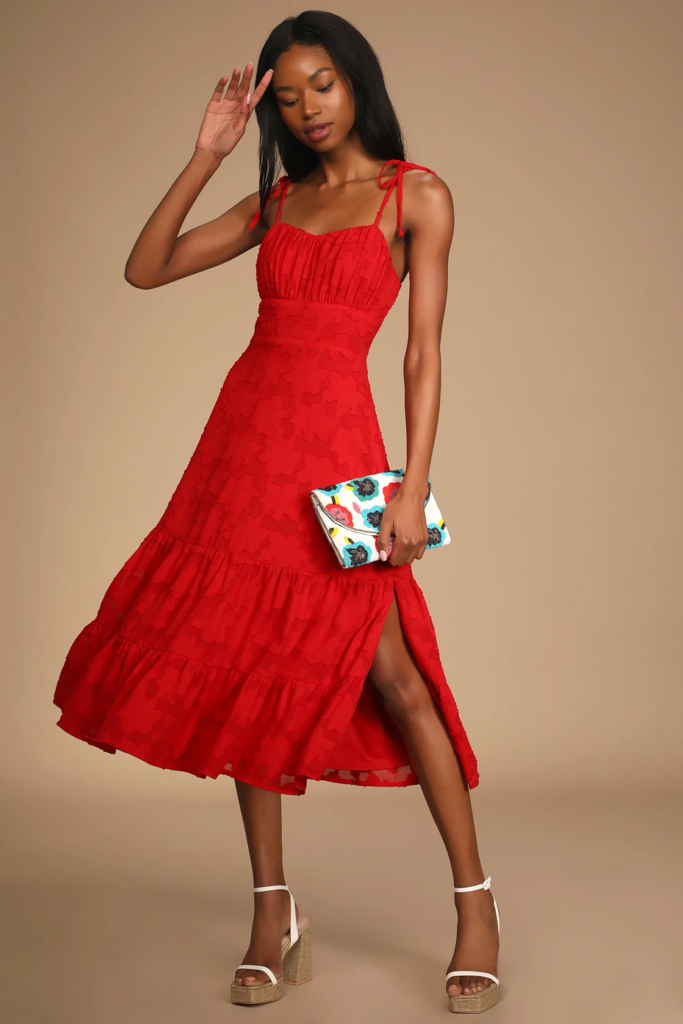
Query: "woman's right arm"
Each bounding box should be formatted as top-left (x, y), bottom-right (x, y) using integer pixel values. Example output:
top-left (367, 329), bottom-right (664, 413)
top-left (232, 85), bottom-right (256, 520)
top-left (124, 63), bottom-right (273, 290)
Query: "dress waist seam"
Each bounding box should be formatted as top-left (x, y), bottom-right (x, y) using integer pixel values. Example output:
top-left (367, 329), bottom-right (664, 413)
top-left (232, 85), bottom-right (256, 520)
top-left (257, 296), bottom-right (384, 317)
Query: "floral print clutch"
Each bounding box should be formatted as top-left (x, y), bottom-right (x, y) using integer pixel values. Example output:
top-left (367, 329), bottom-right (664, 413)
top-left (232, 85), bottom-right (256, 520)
top-left (310, 469), bottom-right (451, 568)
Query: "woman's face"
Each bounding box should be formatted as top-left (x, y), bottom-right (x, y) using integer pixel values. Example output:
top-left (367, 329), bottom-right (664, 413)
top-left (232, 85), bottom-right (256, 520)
top-left (271, 44), bottom-right (355, 151)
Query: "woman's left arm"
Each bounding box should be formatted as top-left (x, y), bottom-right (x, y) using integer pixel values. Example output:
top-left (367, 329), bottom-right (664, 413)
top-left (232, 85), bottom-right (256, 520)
top-left (378, 171), bottom-right (455, 566)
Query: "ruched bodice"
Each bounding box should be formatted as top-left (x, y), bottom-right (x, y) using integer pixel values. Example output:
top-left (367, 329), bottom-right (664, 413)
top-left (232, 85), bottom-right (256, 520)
top-left (53, 159), bottom-right (480, 798)
top-left (256, 222), bottom-right (401, 315)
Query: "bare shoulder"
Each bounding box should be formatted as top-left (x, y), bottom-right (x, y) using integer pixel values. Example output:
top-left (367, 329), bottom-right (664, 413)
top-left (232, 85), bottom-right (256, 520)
top-left (401, 166), bottom-right (454, 235)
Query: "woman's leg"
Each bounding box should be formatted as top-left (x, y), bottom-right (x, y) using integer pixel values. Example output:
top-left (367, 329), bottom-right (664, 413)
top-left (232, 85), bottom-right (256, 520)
top-left (232, 780), bottom-right (300, 987)
top-left (368, 594), bottom-right (499, 996)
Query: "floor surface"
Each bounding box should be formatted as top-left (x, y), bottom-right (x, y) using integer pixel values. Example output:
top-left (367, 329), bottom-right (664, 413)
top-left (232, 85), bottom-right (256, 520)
top-left (0, 786), bottom-right (681, 1023)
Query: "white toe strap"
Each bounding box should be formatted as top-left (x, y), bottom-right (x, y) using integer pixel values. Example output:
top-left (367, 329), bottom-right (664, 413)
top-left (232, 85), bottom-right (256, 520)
top-left (446, 970), bottom-right (500, 987)
top-left (236, 964), bottom-right (278, 986)
top-left (253, 883), bottom-right (299, 946)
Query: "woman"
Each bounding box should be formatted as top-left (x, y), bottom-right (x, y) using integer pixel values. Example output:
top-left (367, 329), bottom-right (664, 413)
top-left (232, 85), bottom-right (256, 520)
top-left (53, 11), bottom-right (501, 1015)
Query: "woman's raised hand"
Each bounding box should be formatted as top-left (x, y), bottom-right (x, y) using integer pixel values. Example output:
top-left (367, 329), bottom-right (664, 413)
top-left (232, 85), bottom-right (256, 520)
top-left (194, 63), bottom-right (273, 162)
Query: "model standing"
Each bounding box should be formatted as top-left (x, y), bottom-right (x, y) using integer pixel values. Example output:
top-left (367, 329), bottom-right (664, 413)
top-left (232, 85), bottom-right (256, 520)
top-left (53, 11), bottom-right (501, 1014)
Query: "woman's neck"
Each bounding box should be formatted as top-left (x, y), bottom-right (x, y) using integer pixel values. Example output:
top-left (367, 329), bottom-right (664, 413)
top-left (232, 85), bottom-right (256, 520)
top-left (313, 134), bottom-right (382, 188)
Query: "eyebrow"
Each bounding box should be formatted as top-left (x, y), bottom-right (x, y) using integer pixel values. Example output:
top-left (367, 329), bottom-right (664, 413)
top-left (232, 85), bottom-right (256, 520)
top-left (274, 67), bottom-right (334, 93)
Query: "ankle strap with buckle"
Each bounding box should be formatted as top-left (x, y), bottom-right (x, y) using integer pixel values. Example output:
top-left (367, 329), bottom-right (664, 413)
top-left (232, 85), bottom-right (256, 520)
top-left (453, 875), bottom-right (492, 893)
top-left (452, 875), bottom-right (500, 936)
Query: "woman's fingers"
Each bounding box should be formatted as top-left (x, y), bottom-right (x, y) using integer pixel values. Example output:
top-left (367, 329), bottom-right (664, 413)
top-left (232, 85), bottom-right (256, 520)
top-left (387, 536), bottom-right (427, 565)
top-left (248, 68), bottom-right (274, 111)
top-left (223, 66), bottom-right (243, 101)
top-left (233, 61), bottom-right (254, 101)
top-left (377, 522), bottom-right (394, 562)
top-left (210, 75), bottom-right (230, 101)
top-left (389, 538), bottom-right (411, 565)
top-left (214, 64), bottom-right (272, 119)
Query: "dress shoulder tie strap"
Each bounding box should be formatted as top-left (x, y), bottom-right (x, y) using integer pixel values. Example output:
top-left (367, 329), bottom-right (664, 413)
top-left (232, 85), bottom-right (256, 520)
top-left (374, 159), bottom-right (438, 237)
top-left (247, 175), bottom-right (291, 231)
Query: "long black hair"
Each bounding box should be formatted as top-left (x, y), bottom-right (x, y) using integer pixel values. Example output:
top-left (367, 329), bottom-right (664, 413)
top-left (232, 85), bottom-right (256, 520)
top-left (251, 11), bottom-right (406, 226)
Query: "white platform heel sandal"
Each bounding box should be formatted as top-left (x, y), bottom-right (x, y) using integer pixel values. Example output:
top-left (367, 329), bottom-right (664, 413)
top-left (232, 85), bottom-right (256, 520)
top-left (230, 884), bottom-right (312, 1005)
top-left (446, 876), bottom-right (501, 1013)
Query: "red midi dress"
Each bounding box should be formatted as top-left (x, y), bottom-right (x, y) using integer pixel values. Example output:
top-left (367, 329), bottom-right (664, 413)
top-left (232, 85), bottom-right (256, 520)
top-left (53, 159), bottom-right (480, 795)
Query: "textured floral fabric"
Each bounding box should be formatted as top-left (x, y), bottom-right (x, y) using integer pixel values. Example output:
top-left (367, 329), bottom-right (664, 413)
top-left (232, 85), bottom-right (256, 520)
top-left (53, 160), bottom-right (480, 794)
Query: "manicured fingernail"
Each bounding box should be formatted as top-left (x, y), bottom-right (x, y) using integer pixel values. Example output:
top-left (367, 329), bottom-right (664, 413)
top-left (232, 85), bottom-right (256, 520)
top-left (379, 550), bottom-right (387, 561)
top-left (247, 92), bottom-right (251, 105)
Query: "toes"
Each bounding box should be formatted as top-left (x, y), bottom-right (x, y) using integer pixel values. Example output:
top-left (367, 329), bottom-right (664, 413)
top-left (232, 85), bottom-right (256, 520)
top-left (448, 976), bottom-right (494, 996)
top-left (452, 976), bottom-right (492, 995)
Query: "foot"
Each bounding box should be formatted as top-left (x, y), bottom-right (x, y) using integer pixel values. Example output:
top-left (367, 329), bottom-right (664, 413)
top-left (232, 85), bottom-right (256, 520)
top-left (446, 885), bottom-right (500, 997)
top-left (233, 888), bottom-right (300, 988)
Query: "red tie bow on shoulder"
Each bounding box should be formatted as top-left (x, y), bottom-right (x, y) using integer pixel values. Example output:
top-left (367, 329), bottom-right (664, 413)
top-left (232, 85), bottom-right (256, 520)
top-left (377, 159), bottom-right (438, 237)
top-left (247, 175), bottom-right (291, 231)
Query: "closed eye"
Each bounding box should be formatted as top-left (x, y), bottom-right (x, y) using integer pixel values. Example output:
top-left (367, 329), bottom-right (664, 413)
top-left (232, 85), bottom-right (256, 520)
top-left (280, 81), bottom-right (334, 108)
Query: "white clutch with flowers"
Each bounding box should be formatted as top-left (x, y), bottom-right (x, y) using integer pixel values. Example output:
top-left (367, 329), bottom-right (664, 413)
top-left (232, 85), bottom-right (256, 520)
top-left (310, 468), bottom-right (451, 569)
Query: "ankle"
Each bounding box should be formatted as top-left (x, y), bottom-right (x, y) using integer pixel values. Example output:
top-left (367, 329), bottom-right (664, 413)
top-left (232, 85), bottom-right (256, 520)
top-left (251, 888), bottom-right (290, 926)
top-left (454, 890), bottom-right (496, 913)
top-left (455, 891), bottom-right (486, 905)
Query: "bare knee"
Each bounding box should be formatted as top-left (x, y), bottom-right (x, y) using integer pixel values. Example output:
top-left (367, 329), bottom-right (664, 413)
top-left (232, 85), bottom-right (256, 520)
top-left (370, 595), bottom-right (434, 722)
top-left (371, 668), bottom-right (432, 722)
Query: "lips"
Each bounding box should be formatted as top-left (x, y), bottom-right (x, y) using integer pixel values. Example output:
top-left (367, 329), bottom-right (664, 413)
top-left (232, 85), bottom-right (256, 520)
top-left (305, 121), bottom-right (333, 142)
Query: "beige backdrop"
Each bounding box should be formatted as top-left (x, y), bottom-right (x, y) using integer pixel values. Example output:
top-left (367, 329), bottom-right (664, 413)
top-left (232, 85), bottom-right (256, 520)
top-left (3, 4), bottom-right (683, 1023)
top-left (3, 0), bottom-right (682, 801)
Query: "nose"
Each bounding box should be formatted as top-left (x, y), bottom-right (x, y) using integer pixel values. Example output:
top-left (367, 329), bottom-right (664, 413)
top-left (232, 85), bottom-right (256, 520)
top-left (302, 88), bottom-right (322, 121)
